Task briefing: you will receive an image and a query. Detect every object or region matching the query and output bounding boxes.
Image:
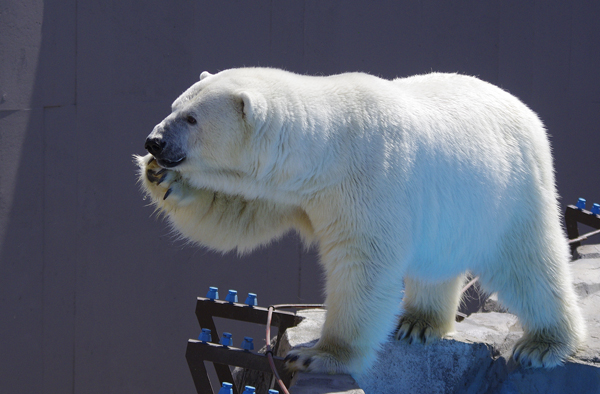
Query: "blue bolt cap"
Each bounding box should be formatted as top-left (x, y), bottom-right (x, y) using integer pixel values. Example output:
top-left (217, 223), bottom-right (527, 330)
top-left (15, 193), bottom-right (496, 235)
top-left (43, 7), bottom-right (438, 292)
top-left (592, 203), bottom-right (600, 215)
top-left (198, 328), bottom-right (211, 342)
top-left (242, 386), bottom-right (256, 394)
top-left (245, 293), bottom-right (258, 307)
top-left (577, 198), bottom-right (586, 210)
top-left (225, 290), bottom-right (238, 303)
top-left (218, 382), bottom-right (233, 394)
top-left (206, 287), bottom-right (219, 300)
top-left (221, 332), bottom-right (233, 347)
top-left (241, 336), bottom-right (254, 351)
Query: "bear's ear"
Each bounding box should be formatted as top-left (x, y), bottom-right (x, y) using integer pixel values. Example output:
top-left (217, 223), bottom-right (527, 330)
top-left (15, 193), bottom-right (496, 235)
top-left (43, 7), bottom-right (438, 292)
top-left (237, 91), bottom-right (265, 125)
top-left (199, 71), bottom-right (212, 80)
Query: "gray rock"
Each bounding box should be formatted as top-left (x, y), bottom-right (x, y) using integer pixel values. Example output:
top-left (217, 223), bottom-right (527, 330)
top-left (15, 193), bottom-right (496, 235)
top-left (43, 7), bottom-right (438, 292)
top-left (578, 244), bottom-right (600, 259)
top-left (277, 308), bottom-right (325, 357)
top-left (275, 309), bottom-right (364, 393)
top-left (480, 293), bottom-right (509, 314)
top-left (572, 257), bottom-right (600, 298)
top-left (290, 373), bottom-right (364, 394)
top-left (282, 255), bottom-right (600, 394)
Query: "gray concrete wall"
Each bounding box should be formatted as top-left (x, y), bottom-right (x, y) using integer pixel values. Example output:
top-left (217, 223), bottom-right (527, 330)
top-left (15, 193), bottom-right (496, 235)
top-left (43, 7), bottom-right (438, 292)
top-left (1, 1), bottom-right (599, 393)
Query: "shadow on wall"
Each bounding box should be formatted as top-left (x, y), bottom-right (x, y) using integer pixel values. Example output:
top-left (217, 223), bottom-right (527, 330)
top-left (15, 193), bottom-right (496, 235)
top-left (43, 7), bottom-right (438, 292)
top-left (0, 2), bottom-right (324, 393)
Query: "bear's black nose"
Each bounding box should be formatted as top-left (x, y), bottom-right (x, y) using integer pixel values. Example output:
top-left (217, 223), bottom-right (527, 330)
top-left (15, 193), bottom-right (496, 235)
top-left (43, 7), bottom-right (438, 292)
top-left (145, 137), bottom-right (166, 157)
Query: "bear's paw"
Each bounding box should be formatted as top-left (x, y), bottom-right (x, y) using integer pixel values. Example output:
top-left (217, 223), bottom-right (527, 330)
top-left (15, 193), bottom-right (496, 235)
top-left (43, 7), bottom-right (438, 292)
top-left (395, 314), bottom-right (445, 345)
top-left (284, 347), bottom-right (351, 374)
top-left (142, 155), bottom-right (196, 206)
top-left (512, 334), bottom-right (574, 368)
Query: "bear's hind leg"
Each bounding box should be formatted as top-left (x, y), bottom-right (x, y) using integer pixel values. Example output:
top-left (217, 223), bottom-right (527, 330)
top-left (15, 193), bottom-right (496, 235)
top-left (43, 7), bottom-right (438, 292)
top-left (482, 234), bottom-right (586, 368)
top-left (396, 275), bottom-right (465, 344)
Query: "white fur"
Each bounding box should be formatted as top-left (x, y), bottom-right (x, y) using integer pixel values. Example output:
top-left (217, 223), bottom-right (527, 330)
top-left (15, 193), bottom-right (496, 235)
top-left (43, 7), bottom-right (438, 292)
top-left (136, 68), bottom-right (585, 374)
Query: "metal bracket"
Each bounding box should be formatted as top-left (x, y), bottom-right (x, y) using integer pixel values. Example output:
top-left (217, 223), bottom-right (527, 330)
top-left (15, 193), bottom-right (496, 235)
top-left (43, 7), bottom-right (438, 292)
top-left (565, 203), bottom-right (600, 259)
top-left (186, 297), bottom-right (303, 394)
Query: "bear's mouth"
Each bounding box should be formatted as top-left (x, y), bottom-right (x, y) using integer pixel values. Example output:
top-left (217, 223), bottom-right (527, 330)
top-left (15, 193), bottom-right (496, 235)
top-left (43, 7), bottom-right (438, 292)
top-left (156, 156), bottom-right (186, 168)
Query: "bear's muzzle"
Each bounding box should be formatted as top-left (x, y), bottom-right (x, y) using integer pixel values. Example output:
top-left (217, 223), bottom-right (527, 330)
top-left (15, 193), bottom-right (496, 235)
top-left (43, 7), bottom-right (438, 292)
top-left (144, 136), bottom-right (186, 168)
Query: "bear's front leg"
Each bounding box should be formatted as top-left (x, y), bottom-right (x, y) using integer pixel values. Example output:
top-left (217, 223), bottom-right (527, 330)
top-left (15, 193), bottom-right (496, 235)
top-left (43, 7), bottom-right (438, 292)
top-left (285, 258), bottom-right (404, 375)
top-left (136, 153), bottom-right (314, 254)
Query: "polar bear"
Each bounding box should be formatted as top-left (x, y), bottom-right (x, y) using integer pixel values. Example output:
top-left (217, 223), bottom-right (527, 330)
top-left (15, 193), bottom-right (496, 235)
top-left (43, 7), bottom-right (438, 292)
top-left (136, 67), bottom-right (585, 374)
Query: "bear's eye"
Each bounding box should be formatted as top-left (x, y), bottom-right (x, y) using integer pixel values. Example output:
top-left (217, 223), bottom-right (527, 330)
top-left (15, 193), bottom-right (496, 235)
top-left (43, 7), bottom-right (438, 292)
top-left (186, 115), bottom-right (197, 125)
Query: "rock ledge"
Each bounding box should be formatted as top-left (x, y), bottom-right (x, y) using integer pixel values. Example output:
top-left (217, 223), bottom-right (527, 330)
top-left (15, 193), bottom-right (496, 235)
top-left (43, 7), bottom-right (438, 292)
top-left (282, 256), bottom-right (600, 394)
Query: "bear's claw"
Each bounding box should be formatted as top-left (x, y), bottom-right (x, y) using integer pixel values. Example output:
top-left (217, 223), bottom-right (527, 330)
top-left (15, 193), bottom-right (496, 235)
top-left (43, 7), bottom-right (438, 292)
top-left (284, 347), bottom-right (351, 374)
top-left (146, 168), bottom-right (168, 184)
top-left (145, 157), bottom-right (178, 190)
top-left (511, 336), bottom-right (569, 369)
top-left (141, 153), bottom-right (191, 203)
top-left (303, 357), bottom-right (313, 367)
top-left (283, 354), bottom-right (299, 363)
top-left (395, 316), bottom-right (440, 345)
top-left (145, 156), bottom-right (170, 185)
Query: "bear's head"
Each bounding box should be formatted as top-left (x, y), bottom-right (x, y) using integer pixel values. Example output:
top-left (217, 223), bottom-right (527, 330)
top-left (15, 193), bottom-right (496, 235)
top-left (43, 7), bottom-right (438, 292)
top-left (145, 70), bottom-right (270, 174)
top-left (144, 68), bottom-right (336, 200)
